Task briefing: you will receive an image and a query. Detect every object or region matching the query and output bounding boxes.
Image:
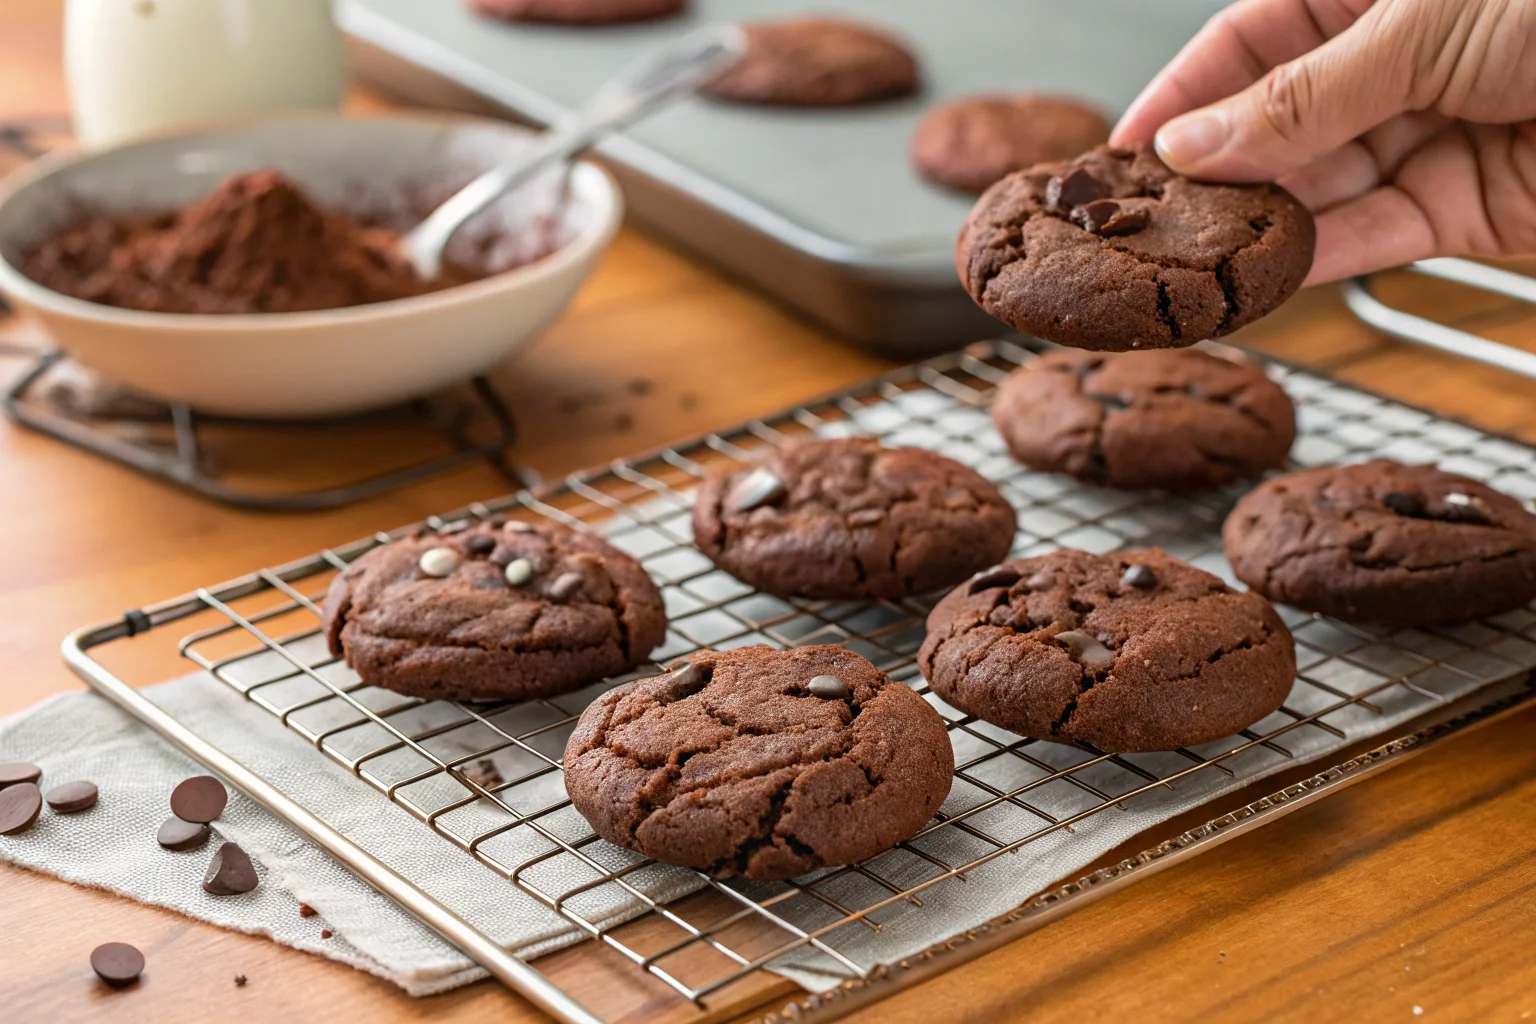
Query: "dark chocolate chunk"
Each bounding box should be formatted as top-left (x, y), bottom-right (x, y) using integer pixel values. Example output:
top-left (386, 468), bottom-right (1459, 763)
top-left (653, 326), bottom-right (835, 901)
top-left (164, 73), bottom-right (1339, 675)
top-left (1047, 167), bottom-right (1109, 211)
top-left (1053, 629), bottom-right (1116, 668)
top-left (1440, 492), bottom-right (1492, 525)
top-left (90, 942), bottom-right (145, 988)
top-left (1121, 564), bottom-right (1158, 590)
top-left (45, 780), bottom-right (99, 814)
top-left (807, 674), bottom-right (851, 699)
top-left (667, 661), bottom-right (704, 692)
top-left (171, 775), bottom-right (228, 823)
top-left (0, 782), bottom-right (42, 835)
top-left (203, 841), bottom-right (260, 895)
top-left (157, 816), bottom-right (211, 851)
top-left (726, 467), bottom-right (787, 512)
top-left (1382, 491), bottom-right (1423, 517)
top-left (968, 566), bottom-right (1022, 595)
top-left (0, 762), bottom-right (41, 789)
top-left (465, 534), bottom-right (497, 556)
top-left (548, 571), bottom-right (585, 601)
top-left (1024, 571), bottom-right (1055, 590)
top-left (1074, 199), bottom-right (1149, 236)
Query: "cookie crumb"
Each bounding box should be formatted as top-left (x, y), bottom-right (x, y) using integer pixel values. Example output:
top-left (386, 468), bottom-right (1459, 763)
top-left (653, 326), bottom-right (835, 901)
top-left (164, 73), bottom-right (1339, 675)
top-left (298, 903), bottom-right (316, 918)
top-left (320, 929), bottom-right (332, 939)
top-left (234, 974), bottom-right (247, 987)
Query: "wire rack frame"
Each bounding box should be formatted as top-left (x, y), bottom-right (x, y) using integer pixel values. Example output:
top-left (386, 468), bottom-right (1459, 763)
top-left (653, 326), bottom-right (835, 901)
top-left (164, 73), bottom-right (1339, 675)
top-left (62, 338), bottom-right (1536, 1024)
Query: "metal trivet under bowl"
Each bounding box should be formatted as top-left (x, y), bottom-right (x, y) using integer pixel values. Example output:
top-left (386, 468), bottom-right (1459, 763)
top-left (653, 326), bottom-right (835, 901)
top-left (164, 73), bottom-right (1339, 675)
top-left (4, 350), bottom-right (531, 511)
top-left (63, 339), bottom-right (1536, 1024)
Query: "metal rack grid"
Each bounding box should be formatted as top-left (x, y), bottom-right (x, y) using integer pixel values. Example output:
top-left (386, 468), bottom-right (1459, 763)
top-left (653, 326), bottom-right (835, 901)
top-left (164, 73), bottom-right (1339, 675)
top-left (63, 338), bottom-right (1536, 1024)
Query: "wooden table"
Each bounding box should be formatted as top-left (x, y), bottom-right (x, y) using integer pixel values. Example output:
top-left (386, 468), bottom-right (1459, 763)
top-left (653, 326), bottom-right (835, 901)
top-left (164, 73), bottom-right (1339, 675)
top-left (5, 2), bottom-right (1536, 1020)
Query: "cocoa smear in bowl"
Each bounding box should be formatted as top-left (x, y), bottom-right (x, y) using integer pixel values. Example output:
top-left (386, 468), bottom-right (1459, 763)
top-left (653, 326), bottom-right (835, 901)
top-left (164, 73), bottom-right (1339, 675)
top-left (20, 170), bottom-right (552, 315)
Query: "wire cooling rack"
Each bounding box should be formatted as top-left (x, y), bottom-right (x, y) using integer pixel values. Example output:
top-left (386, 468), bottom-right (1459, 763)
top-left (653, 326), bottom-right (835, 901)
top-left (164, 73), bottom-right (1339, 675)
top-left (63, 339), bottom-right (1536, 1024)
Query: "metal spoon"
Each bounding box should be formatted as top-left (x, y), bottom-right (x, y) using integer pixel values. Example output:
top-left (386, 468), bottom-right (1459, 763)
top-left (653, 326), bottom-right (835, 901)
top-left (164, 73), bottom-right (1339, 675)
top-left (402, 24), bottom-right (746, 281)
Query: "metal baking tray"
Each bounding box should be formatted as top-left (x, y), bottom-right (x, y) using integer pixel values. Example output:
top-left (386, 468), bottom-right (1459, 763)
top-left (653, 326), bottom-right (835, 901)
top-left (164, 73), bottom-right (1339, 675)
top-left (338, 0), bottom-right (1231, 352)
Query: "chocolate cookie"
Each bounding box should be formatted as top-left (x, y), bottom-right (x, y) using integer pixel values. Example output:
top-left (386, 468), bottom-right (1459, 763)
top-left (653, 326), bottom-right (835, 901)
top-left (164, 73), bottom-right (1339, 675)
top-left (919, 549), bottom-right (1295, 752)
top-left (702, 18), bottom-right (919, 107)
top-left (910, 94), bottom-right (1111, 195)
top-left (467, 0), bottom-right (685, 25)
top-left (692, 438), bottom-right (1017, 601)
top-left (956, 143), bottom-right (1315, 351)
top-left (1223, 460), bottom-right (1536, 626)
top-left (991, 348), bottom-right (1296, 491)
top-left (322, 519), bottom-right (667, 701)
top-left (563, 644), bottom-right (954, 880)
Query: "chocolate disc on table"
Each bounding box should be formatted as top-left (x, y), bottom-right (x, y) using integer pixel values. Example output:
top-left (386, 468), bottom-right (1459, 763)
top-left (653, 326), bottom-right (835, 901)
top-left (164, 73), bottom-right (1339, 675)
top-left (0, 762), bottom-right (41, 789)
top-left (46, 781), bottom-right (99, 814)
top-left (90, 942), bottom-right (145, 988)
top-left (157, 816), bottom-right (211, 851)
top-left (203, 841), bottom-right (260, 895)
top-left (0, 782), bottom-right (43, 835)
top-left (170, 775), bottom-right (228, 823)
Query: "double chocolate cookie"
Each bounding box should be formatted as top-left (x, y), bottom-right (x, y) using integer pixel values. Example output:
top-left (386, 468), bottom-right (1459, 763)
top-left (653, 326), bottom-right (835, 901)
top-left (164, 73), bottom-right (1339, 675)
top-left (322, 519), bottom-right (666, 701)
top-left (563, 644), bottom-right (954, 880)
top-left (991, 347), bottom-right (1296, 491)
top-left (467, 0), bottom-right (685, 24)
top-left (1224, 460), bottom-right (1536, 626)
top-left (919, 549), bottom-right (1296, 752)
top-left (955, 143), bottom-right (1315, 351)
top-left (692, 438), bottom-right (1017, 600)
top-left (910, 94), bottom-right (1111, 195)
top-left (703, 18), bottom-right (919, 107)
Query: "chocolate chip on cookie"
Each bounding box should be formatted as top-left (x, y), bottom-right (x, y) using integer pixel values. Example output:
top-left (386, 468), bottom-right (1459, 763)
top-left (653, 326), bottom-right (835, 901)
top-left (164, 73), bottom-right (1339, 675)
top-left (991, 348), bottom-right (1296, 490)
top-left (910, 93), bottom-right (1110, 195)
top-left (692, 438), bottom-right (1017, 600)
top-left (563, 644), bottom-right (954, 880)
top-left (322, 520), bottom-right (666, 701)
top-left (703, 17), bottom-right (919, 107)
top-left (955, 143), bottom-right (1315, 351)
top-left (1223, 460), bottom-right (1536, 626)
top-left (919, 549), bottom-right (1296, 752)
top-left (466, 0), bottom-right (686, 25)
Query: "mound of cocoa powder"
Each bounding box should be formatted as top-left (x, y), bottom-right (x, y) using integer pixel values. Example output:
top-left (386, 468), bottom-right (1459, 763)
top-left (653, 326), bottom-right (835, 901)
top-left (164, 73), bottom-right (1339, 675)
top-left (20, 170), bottom-right (488, 314)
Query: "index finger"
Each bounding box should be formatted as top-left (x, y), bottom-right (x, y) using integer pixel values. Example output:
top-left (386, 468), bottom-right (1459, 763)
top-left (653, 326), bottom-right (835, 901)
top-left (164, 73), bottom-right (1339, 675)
top-left (1111, 0), bottom-right (1374, 145)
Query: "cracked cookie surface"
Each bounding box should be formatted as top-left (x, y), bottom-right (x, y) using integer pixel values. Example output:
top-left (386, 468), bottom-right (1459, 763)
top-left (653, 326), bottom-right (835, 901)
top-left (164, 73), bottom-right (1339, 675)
top-left (910, 93), bottom-right (1110, 195)
top-left (692, 438), bottom-right (1017, 600)
top-left (466, 0), bottom-right (685, 25)
top-left (919, 548), bottom-right (1295, 752)
top-left (1224, 459), bottom-right (1536, 626)
top-left (992, 348), bottom-right (1296, 491)
top-left (562, 644), bottom-right (954, 880)
top-left (703, 17), bottom-right (919, 107)
top-left (322, 519), bottom-right (666, 701)
top-left (955, 143), bottom-right (1314, 351)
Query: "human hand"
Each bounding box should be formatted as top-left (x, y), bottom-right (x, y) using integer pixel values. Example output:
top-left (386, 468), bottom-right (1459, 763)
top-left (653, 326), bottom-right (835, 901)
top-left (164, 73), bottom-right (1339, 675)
top-left (1112, 0), bottom-right (1536, 285)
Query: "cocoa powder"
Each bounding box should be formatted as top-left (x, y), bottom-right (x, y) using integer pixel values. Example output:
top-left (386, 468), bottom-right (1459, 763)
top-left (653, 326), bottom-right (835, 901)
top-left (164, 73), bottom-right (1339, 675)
top-left (20, 170), bottom-right (486, 314)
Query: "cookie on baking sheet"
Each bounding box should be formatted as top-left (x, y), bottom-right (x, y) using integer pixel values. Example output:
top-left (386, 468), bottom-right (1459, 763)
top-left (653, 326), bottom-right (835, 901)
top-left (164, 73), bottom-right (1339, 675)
top-left (991, 347), bottom-right (1296, 491)
top-left (702, 17), bottom-right (919, 107)
top-left (1224, 459), bottom-right (1536, 626)
top-left (322, 519), bottom-right (666, 701)
top-left (918, 548), bottom-right (1296, 752)
top-left (467, 0), bottom-right (685, 24)
top-left (562, 644), bottom-right (954, 880)
top-left (910, 94), bottom-right (1111, 195)
top-left (955, 143), bottom-right (1314, 351)
top-left (691, 437), bottom-right (1017, 601)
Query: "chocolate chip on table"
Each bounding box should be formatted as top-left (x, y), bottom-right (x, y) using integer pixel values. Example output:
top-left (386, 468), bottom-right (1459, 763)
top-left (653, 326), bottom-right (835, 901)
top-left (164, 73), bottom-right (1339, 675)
top-left (504, 558), bottom-right (534, 587)
top-left (90, 942), bottom-right (145, 988)
top-left (1382, 491), bottom-right (1424, 517)
top-left (299, 903), bottom-right (317, 918)
top-left (170, 776), bottom-right (228, 823)
top-left (464, 534), bottom-right (497, 556)
top-left (1073, 198), bottom-right (1149, 236)
top-left (417, 546), bottom-right (460, 578)
top-left (320, 929), bottom-right (333, 939)
top-left (0, 783), bottom-right (43, 835)
top-left (157, 816), bottom-right (211, 851)
top-left (968, 565), bottom-right (1022, 595)
top-left (726, 467), bottom-right (787, 513)
top-left (1121, 564), bottom-right (1158, 590)
top-left (807, 674), bottom-right (851, 699)
top-left (0, 762), bottom-right (41, 789)
top-left (45, 780), bottom-right (99, 814)
top-left (548, 571), bottom-right (585, 601)
top-left (1053, 629), bottom-right (1116, 668)
top-left (203, 841), bottom-right (260, 895)
top-left (1047, 167), bottom-right (1109, 211)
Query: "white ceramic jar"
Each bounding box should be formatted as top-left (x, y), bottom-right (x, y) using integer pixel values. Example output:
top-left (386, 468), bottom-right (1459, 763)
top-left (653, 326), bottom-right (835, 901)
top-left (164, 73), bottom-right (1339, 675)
top-left (65, 0), bottom-right (347, 149)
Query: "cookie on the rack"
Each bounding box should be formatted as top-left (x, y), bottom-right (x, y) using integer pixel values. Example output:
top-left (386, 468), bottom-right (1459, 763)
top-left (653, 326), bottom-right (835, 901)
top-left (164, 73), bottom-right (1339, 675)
top-left (702, 17), bottom-right (919, 107)
top-left (321, 519), bottom-right (666, 701)
top-left (691, 437), bottom-right (1017, 600)
top-left (991, 347), bottom-right (1296, 491)
top-left (563, 644), bottom-right (953, 880)
top-left (1224, 459), bottom-right (1536, 626)
top-left (466, 0), bottom-right (686, 25)
top-left (910, 94), bottom-right (1111, 195)
top-left (918, 548), bottom-right (1295, 752)
top-left (955, 143), bottom-right (1314, 351)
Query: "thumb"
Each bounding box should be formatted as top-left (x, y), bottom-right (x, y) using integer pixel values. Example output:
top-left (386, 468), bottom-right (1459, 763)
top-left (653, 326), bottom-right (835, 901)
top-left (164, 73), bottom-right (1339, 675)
top-left (1154, 1), bottom-right (1432, 181)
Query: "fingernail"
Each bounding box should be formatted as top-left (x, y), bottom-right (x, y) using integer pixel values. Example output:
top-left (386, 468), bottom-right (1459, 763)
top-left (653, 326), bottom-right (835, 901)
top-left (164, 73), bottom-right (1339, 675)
top-left (1155, 108), bottom-right (1230, 168)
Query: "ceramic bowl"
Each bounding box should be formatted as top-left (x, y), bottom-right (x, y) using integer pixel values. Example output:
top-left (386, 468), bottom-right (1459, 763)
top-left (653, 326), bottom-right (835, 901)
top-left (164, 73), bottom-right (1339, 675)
top-left (0, 114), bottom-right (622, 418)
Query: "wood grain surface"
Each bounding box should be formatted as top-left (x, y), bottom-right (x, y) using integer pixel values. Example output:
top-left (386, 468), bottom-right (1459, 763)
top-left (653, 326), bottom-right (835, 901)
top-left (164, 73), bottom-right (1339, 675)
top-left (3, 1), bottom-right (1536, 1021)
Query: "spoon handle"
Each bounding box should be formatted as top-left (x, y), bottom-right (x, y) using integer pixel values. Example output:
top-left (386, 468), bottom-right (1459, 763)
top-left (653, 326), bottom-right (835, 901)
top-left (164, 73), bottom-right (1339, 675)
top-left (404, 23), bottom-right (746, 279)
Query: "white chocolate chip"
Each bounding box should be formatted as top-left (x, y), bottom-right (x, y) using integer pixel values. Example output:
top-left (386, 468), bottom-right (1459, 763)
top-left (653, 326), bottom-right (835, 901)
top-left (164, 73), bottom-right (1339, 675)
top-left (418, 547), bottom-right (460, 578)
top-left (504, 558), bottom-right (533, 587)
